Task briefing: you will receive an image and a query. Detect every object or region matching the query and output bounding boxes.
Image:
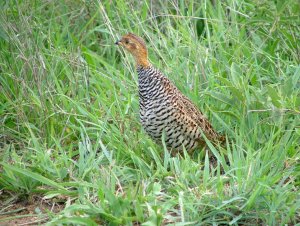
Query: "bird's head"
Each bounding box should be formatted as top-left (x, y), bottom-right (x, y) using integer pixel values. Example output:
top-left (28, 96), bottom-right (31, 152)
top-left (115, 33), bottom-right (150, 68)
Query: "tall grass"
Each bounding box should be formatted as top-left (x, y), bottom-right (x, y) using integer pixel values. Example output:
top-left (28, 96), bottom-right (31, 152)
top-left (0, 0), bottom-right (299, 225)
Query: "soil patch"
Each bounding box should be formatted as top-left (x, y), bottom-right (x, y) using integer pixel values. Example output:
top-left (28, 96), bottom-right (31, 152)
top-left (0, 190), bottom-right (64, 226)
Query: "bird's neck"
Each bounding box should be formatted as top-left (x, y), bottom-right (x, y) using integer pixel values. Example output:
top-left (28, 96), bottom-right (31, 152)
top-left (136, 58), bottom-right (150, 68)
top-left (133, 51), bottom-right (150, 68)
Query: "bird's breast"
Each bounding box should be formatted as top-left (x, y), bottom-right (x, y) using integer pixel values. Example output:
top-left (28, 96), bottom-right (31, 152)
top-left (136, 67), bottom-right (199, 151)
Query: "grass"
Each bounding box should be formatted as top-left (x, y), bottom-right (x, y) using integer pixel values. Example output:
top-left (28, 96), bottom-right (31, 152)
top-left (0, 0), bottom-right (299, 225)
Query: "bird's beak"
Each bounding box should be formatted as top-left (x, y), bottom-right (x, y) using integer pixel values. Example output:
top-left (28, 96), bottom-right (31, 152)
top-left (115, 40), bottom-right (121, 45)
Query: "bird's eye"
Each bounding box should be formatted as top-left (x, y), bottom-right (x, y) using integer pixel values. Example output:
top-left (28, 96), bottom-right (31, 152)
top-left (125, 39), bottom-right (129, 44)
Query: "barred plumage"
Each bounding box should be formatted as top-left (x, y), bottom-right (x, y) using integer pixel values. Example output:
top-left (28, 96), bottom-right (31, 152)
top-left (116, 33), bottom-right (224, 151)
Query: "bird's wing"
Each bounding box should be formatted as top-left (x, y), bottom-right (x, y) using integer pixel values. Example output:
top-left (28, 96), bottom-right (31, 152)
top-left (177, 92), bottom-right (221, 141)
top-left (167, 83), bottom-right (223, 143)
top-left (159, 74), bottom-right (224, 143)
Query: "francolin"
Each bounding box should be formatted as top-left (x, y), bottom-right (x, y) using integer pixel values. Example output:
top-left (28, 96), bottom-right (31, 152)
top-left (115, 33), bottom-right (225, 151)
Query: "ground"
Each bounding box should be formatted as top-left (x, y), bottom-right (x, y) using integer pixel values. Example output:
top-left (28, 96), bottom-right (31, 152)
top-left (0, 190), bottom-right (64, 225)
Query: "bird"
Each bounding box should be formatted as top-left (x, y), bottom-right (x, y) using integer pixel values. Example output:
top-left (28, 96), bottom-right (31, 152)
top-left (115, 33), bottom-right (225, 151)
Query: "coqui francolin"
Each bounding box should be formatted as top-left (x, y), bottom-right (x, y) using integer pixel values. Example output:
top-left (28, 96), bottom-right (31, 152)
top-left (115, 33), bottom-right (225, 151)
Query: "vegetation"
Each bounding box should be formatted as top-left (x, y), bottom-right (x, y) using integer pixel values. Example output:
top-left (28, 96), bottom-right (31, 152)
top-left (1, 0), bottom-right (299, 225)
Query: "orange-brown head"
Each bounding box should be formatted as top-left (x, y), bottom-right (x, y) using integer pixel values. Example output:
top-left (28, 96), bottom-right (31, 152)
top-left (115, 33), bottom-right (150, 68)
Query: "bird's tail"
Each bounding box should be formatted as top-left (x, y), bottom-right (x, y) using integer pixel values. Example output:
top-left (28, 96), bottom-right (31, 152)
top-left (210, 133), bottom-right (227, 146)
top-left (218, 134), bottom-right (226, 143)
